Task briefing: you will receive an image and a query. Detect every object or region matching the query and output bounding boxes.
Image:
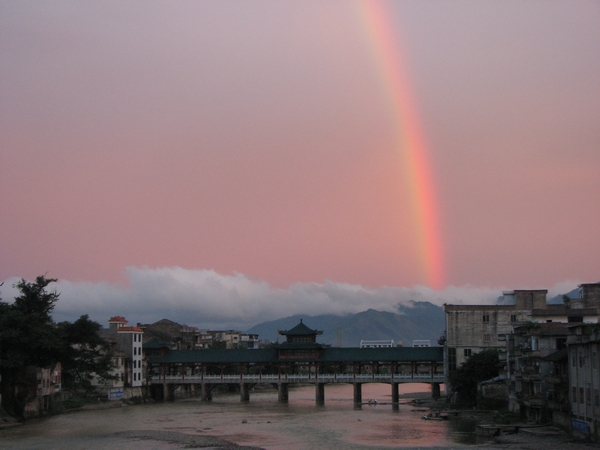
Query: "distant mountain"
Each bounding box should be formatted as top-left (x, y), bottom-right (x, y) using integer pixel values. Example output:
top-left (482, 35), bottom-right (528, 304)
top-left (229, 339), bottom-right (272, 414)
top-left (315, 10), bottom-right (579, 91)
top-left (245, 301), bottom-right (445, 348)
top-left (547, 285), bottom-right (597, 304)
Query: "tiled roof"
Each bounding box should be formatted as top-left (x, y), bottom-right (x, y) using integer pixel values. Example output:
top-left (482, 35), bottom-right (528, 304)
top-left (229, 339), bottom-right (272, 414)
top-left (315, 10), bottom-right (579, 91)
top-left (144, 338), bottom-right (173, 349)
top-left (279, 320), bottom-right (322, 336)
top-left (148, 346), bottom-right (443, 364)
top-left (109, 316), bottom-right (128, 323)
top-left (118, 326), bottom-right (143, 333)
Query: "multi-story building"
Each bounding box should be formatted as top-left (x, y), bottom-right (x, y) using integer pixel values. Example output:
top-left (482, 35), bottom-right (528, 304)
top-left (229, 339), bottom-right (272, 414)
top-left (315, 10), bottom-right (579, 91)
top-left (240, 333), bottom-right (260, 349)
top-left (506, 322), bottom-right (570, 424)
top-left (567, 323), bottom-right (600, 442)
top-left (445, 289), bottom-right (548, 372)
top-left (97, 316), bottom-right (144, 396)
top-left (445, 285), bottom-right (600, 373)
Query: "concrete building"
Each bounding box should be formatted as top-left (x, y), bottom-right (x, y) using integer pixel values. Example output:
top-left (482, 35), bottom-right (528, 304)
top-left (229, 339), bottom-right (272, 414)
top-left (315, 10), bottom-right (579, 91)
top-left (445, 289), bottom-right (548, 372)
top-left (567, 323), bottom-right (600, 442)
top-left (97, 316), bottom-right (144, 396)
top-left (445, 285), bottom-right (600, 373)
top-left (505, 323), bottom-right (570, 425)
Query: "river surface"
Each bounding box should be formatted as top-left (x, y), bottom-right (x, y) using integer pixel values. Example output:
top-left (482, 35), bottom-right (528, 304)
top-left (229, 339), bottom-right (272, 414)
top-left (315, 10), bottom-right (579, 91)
top-left (1, 383), bottom-right (482, 449)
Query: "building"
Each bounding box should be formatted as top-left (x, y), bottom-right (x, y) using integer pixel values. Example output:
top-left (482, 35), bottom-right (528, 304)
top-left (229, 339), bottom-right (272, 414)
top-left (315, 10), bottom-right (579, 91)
top-left (413, 340), bottom-right (431, 348)
top-left (360, 340), bottom-right (395, 348)
top-left (505, 322), bottom-right (570, 424)
top-left (567, 323), bottom-right (600, 442)
top-left (445, 286), bottom-right (600, 373)
top-left (445, 289), bottom-right (548, 373)
top-left (96, 316), bottom-right (144, 396)
top-left (21, 363), bottom-right (62, 419)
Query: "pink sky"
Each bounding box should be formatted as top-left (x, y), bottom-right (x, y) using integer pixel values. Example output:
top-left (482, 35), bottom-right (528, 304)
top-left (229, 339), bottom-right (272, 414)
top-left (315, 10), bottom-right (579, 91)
top-left (1, 1), bottom-right (599, 293)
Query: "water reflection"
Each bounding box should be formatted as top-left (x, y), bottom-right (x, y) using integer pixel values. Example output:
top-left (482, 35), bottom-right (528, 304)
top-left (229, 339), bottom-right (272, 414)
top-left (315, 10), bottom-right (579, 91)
top-left (1, 383), bottom-right (482, 449)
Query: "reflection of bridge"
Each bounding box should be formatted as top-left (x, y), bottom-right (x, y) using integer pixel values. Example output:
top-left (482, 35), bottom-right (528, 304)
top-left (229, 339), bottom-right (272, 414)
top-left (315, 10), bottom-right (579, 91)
top-left (147, 320), bottom-right (444, 405)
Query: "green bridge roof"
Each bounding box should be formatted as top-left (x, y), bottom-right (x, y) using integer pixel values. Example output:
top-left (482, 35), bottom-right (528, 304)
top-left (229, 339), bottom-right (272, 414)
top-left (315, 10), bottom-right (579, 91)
top-left (149, 346), bottom-right (443, 365)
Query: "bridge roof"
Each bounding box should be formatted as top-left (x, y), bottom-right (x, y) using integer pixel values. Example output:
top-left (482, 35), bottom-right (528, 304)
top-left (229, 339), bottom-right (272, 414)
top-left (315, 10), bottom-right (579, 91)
top-left (148, 346), bottom-right (443, 365)
top-left (318, 347), bottom-right (443, 363)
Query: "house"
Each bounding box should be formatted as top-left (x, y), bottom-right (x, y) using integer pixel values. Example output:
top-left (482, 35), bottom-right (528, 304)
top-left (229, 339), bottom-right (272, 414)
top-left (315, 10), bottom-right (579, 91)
top-left (21, 363), bottom-right (62, 419)
top-left (96, 316), bottom-right (144, 397)
top-left (505, 322), bottom-right (570, 424)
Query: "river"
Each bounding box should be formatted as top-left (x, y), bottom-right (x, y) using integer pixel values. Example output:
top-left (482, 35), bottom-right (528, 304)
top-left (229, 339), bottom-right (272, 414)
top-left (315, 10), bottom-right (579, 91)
top-left (1, 383), bottom-right (482, 449)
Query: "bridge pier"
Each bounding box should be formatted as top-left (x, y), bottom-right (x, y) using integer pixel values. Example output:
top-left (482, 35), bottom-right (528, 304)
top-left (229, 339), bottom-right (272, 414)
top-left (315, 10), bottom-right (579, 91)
top-left (431, 382), bottom-right (441, 398)
top-left (163, 384), bottom-right (175, 401)
top-left (201, 383), bottom-right (213, 401)
top-left (315, 383), bottom-right (325, 405)
top-left (353, 383), bottom-right (362, 404)
top-left (391, 382), bottom-right (399, 404)
top-left (277, 383), bottom-right (289, 403)
top-left (240, 383), bottom-right (251, 402)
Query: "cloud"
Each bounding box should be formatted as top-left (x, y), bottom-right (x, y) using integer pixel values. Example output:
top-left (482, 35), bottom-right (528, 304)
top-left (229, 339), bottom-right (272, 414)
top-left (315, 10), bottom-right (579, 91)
top-left (1, 267), bottom-right (582, 331)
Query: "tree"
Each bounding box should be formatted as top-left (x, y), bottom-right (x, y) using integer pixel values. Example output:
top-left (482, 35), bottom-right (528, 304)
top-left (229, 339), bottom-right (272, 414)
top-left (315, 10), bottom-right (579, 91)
top-left (448, 349), bottom-right (500, 406)
top-left (0, 276), bottom-right (62, 415)
top-left (55, 315), bottom-right (114, 392)
top-left (0, 276), bottom-right (114, 415)
top-left (0, 276), bottom-right (61, 370)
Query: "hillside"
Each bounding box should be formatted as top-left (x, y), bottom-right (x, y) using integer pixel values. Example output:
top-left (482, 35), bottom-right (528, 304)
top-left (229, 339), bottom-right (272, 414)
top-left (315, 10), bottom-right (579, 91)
top-left (245, 301), bottom-right (445, 347)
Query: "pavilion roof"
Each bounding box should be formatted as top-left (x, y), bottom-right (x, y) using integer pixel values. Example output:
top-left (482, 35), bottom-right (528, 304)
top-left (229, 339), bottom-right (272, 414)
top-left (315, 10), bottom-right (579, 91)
top-left (279, 319), bottom-right (322, 336)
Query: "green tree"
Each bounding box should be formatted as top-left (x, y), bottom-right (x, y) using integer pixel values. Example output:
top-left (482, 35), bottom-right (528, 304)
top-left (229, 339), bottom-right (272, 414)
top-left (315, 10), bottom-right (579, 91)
top-left (0, 276), bottom-right (114, 415)
top-left (0, 276), bottom-right (62, 415)
top-left (448, 349), bottom-right (500, 406)
top-left (0, 277), bottom-right (61, 369)
top-left (55, 315), bottom-right (114, 392)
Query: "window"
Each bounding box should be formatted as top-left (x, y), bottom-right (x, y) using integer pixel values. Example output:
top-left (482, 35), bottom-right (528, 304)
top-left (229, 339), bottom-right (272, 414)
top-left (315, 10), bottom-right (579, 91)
top-left (510, 314), bottom-right (517, 322)
top-left (595, 390), bottom-right (599, 407)
top-left (580, 388), bottom-right (584, 404)
top-left (586, 386), bottom-right (591, 406)
top-left (464, 349), bottom-right (472, 358)
top-left (448, 348), bottom-right (457, 372)
top-left (572, 387), bottom-right (577, 403)
top-left (482, 314), bottom-right (490, 323)
top-left (483, 334), bottom-right (491, 342)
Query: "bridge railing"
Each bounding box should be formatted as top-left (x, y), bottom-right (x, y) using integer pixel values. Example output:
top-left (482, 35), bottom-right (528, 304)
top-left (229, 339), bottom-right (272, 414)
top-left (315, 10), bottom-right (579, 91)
top-left (150, 373), bottom-right (445, 384)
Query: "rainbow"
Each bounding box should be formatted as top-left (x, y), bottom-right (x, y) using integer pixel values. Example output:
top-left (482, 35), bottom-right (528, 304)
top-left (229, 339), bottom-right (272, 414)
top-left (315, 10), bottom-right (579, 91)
top-left (357, 1), bottom-right (444, 289)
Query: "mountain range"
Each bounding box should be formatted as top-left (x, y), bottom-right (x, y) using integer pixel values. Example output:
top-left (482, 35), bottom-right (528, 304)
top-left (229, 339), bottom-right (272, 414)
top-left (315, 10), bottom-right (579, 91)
top-left (245, 301), bottom-right (445, 348)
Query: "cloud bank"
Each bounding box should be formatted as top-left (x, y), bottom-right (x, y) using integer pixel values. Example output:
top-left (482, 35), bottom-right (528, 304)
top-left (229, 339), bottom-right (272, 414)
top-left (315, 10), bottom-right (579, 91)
top-left (0, 267), bottom-right (581, 331)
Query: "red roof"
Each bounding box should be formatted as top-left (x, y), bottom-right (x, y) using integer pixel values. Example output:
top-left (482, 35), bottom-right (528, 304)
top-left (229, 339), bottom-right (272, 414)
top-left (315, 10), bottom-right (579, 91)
top-left (109, 316), bottom-right (128, 323)
top-left (118, 326), bottom-right (143, 333)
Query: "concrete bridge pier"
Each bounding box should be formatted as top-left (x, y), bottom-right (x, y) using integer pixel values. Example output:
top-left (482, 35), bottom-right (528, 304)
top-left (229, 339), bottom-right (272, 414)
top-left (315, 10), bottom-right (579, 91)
top-left (431, 382), bottom-right (441, 398)
top-left (201, 383), bottom-right (213, 401)
top-left (240, 383), bottom-right (251, 402)
top-left (163, 384), bottom-right (175, 401)
top-left (353, 383), bottom-right (362, 404)
top-left (391, 383), bottom-right (399, 404)
top-left (277, 383), bottom-right (289, 403)
top-left (315, 383), bottom-right (325, 405)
